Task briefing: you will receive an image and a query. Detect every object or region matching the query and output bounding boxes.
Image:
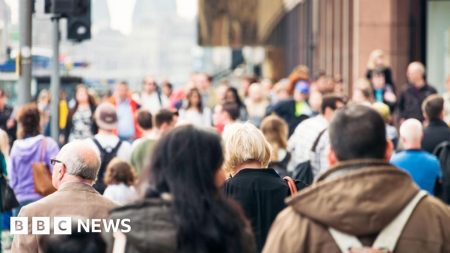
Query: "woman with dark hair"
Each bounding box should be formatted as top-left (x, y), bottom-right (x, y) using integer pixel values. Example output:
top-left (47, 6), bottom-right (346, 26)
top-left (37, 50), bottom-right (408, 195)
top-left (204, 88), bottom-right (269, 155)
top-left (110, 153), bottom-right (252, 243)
top-left (64, 84), bottom-right (97, 143)
top-left (106, 125), bottom-right (256, 253)
top-left (10, 103), bottom-right (59, 213)
top-left (179, 88), bottom-right (212, 128)
top-left (225, 87), bottom-right (249, 121)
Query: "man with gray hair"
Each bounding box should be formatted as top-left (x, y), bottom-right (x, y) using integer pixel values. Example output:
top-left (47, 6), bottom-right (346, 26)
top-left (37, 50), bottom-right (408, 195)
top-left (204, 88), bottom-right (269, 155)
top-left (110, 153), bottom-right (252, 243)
top-left (12, 140), bottom-right (118, 253)
top-left (390, 118), bottom-right (442, 195)
top-left (398, 61), bottom-right (437, 121)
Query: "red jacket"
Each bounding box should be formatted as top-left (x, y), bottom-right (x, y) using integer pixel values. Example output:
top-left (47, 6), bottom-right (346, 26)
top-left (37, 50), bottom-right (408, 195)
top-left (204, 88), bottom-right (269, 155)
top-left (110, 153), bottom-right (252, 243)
top-left (108, 96), bottom-right (142, 139)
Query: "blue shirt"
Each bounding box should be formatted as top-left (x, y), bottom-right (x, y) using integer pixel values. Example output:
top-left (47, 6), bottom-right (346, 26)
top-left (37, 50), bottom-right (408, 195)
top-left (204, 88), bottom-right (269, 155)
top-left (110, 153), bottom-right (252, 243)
top-left (390, 149), bottom-right (442, 195)
top-left (117, 99), bottom-right (135, 139)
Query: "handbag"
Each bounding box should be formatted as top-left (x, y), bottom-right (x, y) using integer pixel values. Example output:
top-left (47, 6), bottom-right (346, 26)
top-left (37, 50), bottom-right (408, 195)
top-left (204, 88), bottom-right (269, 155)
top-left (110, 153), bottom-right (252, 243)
top-left (32, 137), bottom-right (56, 196)
top-left (0, 173), bottom-right (19, 212)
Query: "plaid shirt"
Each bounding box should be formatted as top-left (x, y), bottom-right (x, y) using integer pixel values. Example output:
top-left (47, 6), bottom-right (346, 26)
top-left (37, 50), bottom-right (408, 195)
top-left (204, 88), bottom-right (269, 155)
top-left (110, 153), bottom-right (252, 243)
top-left (287, 115), bottom-right (328, 171)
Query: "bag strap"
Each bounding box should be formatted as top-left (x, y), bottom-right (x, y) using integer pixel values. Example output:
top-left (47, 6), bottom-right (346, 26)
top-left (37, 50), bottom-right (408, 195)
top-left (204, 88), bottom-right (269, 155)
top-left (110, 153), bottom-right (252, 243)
top-left (39, 137), bottom-right (48, 162)
top-left (311, 128), bottom-right (327, 152)
top-left (372, 190), bottom-right (427, 250)
top-left (283, 176), bottom-right (298, 195)
top-left (92, 138), bottom-right (106, 154)
top-left (328, 190), bottom-right (427, 252)
top-left (111, 140), bottom-right (123, 154)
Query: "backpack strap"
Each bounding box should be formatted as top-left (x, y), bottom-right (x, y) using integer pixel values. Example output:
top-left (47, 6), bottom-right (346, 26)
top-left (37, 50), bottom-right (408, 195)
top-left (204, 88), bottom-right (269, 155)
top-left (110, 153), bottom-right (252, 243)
top-left (92, 137), bottom-right (107, 154)
top-left (372, 190), bottom-right (427, 250)
top-left (283, 176), bottom-right (298, 195)
top-left (311, 128), bottom-right (327, 152)
top-left (92, 138), bottom-right (122, 155)
top-left (328, 190), bottom-right (427, 252)
top-left (39, 137), bottom-right (48, 162)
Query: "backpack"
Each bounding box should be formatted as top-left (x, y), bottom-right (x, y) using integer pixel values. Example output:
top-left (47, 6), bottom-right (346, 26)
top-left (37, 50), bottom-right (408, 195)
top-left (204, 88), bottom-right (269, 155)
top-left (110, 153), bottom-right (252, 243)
top-left (328, 190), bottom-right (427, 253)
top-left (92, 138), bottom-right (122, 194)
top-left (270, 152), bottom-right (291, 178)
top-left (432, 141), bottom-right (450, 203)
top-left (291, 129), bottom-right (327, 190)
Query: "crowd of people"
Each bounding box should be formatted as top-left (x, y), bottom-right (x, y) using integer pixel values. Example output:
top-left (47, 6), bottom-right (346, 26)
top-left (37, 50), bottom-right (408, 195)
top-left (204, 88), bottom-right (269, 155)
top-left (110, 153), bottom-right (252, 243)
top-left (0, 48), bottom-right (449, 252)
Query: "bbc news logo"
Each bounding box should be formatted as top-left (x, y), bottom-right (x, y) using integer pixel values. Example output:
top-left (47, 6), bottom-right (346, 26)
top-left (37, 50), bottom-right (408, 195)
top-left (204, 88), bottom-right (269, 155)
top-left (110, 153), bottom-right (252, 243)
top-left (10, 217), bottom-right (131, 235)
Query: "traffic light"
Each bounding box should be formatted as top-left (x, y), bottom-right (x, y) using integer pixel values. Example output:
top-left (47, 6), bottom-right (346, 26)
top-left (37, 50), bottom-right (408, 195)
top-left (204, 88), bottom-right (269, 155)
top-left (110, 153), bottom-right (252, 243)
top-left (45, 0), bottom-right (87, 16)
top-left (67, 3), bottom-right (91, 42)
top-left (45, 0), bottom-right (91, 42)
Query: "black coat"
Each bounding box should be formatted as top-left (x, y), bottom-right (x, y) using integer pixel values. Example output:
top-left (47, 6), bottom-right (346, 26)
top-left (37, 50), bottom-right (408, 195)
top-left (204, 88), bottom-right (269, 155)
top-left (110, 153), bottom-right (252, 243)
top-left (398, 83), bottom-right (437, 121)
top-left (223, 168), bottom-right (289, 252)
top-left (266, 99), bottom-right (309, 136)
top-left (366, 67), bottom-right (396, 92)
top-left (422, 119), bottom-right (450, 154)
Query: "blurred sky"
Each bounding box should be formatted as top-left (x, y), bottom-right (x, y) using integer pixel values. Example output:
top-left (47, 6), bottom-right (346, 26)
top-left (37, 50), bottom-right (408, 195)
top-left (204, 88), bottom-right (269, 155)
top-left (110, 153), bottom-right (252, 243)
top-left (5, 0), bottom-right (197, 34)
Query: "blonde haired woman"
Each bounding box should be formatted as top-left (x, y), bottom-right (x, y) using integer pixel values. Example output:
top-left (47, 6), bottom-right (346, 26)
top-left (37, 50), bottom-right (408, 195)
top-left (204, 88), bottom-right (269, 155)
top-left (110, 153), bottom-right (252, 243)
top-left (366, 49), bottom-right (395, 90)
top-left (260, 115), bottom-right (290, 177)
top-left (223, 122), bottom-right (291, 252)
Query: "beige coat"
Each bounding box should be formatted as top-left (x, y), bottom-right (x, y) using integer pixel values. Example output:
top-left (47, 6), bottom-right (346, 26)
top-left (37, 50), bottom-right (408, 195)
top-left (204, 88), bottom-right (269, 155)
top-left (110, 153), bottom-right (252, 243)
top-left (263, 160), bottom-right (450, 253)
top-left (12, 182), bottom-right (118, 253)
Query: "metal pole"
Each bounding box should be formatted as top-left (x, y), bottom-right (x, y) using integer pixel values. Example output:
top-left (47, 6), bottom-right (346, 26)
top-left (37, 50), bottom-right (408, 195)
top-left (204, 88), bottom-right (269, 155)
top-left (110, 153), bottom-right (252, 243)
top-left (50, 16), bottom-right (60, 141)
top-left (18, 0), bottom-right (32, 105)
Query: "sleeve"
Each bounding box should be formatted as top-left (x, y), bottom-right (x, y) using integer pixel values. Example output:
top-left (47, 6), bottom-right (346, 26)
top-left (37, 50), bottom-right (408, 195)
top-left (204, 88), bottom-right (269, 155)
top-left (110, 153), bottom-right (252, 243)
top-left (397, 91), bottom-right (406, 119)
top-left (262, 207), bottom-right (306, 253)
top-left (10, 145), bottom-right (18, 189)
top-left (11, 206), bottom-right (39, 253)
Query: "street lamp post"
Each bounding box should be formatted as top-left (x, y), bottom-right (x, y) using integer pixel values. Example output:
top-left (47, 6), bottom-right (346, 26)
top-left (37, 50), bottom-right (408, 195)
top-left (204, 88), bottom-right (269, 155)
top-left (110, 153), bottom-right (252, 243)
top-left (18, 0), bottom-right (33, 105)
top-left (50, 16), bottom-right (60, 141)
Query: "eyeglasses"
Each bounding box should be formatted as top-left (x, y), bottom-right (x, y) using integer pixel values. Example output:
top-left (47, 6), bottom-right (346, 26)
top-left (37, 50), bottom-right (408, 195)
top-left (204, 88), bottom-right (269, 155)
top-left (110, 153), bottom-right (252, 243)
top-left (50, 159), bottom-right (64, 166)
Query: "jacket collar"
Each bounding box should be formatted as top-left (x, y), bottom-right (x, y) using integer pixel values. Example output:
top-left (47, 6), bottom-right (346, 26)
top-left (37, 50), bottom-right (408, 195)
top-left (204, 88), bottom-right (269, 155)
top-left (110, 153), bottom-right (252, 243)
top-left (58, 182), bottom-right (99, 194)
top-left (288, 159), bottom-right (419, 236)
top-left (427, 119), bottom-right (448, 128)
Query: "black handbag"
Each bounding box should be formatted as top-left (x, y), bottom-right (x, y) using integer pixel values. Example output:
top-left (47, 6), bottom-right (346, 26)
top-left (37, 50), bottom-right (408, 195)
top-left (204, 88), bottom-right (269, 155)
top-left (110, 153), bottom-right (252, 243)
top-left (0, 174), bottom-right (19, 212)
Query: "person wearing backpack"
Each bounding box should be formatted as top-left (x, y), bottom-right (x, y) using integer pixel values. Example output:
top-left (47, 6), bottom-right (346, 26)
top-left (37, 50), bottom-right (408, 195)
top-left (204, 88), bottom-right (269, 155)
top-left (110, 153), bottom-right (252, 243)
top-left (287, 95), bottom-right (345, 173)
top-left (263, 105), bottom-right (450, 253)
top-left (86, 103), bottom-right (131, 194)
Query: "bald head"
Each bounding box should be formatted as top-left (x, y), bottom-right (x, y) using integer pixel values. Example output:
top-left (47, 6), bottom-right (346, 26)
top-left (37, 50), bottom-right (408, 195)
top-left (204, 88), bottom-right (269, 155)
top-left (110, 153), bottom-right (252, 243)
top-left (57, 140), bottom-right (101, 180)
top-left (407, 62), bottom-right (426, 86)
top-left (399, 119), bottom-right (423, 149)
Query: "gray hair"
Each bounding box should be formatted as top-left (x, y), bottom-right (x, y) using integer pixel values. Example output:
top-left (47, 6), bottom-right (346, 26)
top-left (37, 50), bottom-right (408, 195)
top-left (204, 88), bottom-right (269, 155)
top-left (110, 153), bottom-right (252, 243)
top-left (58, 140), bottom-right (101, 180)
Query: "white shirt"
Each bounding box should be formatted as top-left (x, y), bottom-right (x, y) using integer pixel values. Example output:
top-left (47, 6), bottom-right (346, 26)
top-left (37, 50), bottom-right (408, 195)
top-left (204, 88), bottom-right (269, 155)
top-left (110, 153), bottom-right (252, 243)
top-left (140, 92), bottom-right (169, 115)
top-left (179, 108), bottom-right (212, 128)
top-left (288, 115), bottom-right (328, 171)
top-left (103, 183), bottom-right (138, 205)
top-left (85, 134), bottom-right (132, 162)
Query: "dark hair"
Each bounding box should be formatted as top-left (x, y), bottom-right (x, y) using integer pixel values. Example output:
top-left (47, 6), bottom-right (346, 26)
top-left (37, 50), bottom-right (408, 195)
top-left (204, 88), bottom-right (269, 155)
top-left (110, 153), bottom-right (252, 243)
top-left (320, 94), bottom-right (345, 114)
top-left (104, 158), bottom-right (136, 186)
top-left (221, 102), bottom-right (240, 121)
top-left (422, 94), bottom-right (444, 121)
top-left (17, 103), bottom-right (41, 139)
top-left (155, 109), bottom-right (174, 128)
top-left (162, 81), bottom-right (173, 90)
top-left (225, 87), bottom-right (245, 107)
top-left (41, 226), bottom-right (106, 253)
top-left (329, 105), bottom-right (387, 161)
top-left (69, 84), bottom-right (97, 118)
top-left (137, 109), bottom-right (153, 130)
top-left (371, 67), bottom-right (385, 77)
top-left (145, 125), bottom-right (249, 253)
top-left (186, 88), bottom-right (203, 112)
top-left (0, 88), bottom-right (5, 97)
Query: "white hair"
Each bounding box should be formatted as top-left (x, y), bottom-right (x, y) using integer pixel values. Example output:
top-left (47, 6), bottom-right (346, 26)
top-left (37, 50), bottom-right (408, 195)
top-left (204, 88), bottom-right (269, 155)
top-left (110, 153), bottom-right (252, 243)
top-left (407, 61), bottom-right (426, 76)
top-left (222, 122), bottom-right (271, 173)
top-left (58, 140), bottom-right (101, 180)
top-left (399, 119), bottom-right (423, 144)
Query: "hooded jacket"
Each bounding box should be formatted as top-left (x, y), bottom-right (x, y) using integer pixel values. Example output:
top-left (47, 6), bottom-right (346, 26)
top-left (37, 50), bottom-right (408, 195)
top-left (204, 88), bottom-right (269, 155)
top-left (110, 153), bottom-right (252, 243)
top-left (262, 160), bottom-right (450, 253)
top-left (10, 135), bottom-right (59, 202)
